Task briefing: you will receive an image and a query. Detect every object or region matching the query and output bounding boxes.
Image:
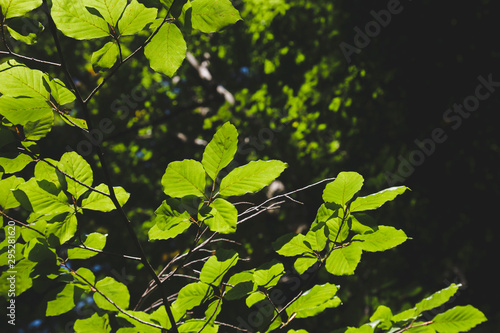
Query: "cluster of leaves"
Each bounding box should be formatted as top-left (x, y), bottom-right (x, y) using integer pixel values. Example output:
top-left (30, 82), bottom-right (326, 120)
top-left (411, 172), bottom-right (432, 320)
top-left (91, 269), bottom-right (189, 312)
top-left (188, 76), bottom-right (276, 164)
top-left (0, 0), bottom-right (488, 332)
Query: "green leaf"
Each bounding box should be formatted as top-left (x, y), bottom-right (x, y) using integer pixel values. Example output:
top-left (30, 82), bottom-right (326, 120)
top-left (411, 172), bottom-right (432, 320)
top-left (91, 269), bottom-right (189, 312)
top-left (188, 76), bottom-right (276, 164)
top-left (191, 0), bottom-right (242, 33)
top-left (325, 243), bottom-right (362, 276)
top-left (161, 159), bottom-right (206, 198)
top-left (0, 175), bottom-right (23, 210)
top-left (199, 198), bottom-right (237, 234)
top-left (91, 41), bottom-right (120, 72)
top-left (73, 267), bottom-right (96, 289)
top-left (325, 211), bottom-right (349, 243)
top-left (16, 178), bottom-right (72, 217)
top-left (246, 291), bottom-right (266, 307)
top-left (350, 186), bottom-right (409, 213)
top-left (179, 320), bottom-right (218, 333)
top-left (305, 223), bottom-right (328, 252)
top-left (173, 281), bottom-right (213, 314)
top-left (294, 256), bottom-right (317, 275)
top-left (253, 260), bottom-right (284, 288)
top-left (47, 78), bottom-right (76, 106)
top-left (118, 0), bottom-right (157, 36)
top-left (46, 213), bottom-right (78, 245)
top-left (286, 283), bottom-right (341, 319)
top-left (0, 60), bottom-right (49, 98)
top-left (144, 22), bottom-right (186, 77)
top-left (219, 160), bottom-right (287, 197)
top-left (224, 270), bottom-right (256, 300)
top-left (86, 0), bottom-right (127, 27)
top-left (23, 112), bottom-right (54, 141)
top-left (430, 305), bottom-right (487, 332)
top-left (59, 113), bottom-right (88, 129)
top-left (415, 284), bottom-right (461, 315)
top-left (273, 233), bottom-right (313, 257)
top-left (67, 233), bottom-right (107, 259)
top-left (0, 96), bottom-right (53, 125)
top-left (34, 159), bottom-right (62, 193)
top-left (81, 184), bottom-right (130, 211)
top-left (6, 24), bottom-right (39, 45)
top-left (0, 153), bottom-right (33, 174)
top-left (59, 152), bottom-right (94, 200)
top-left (0, 259), bottom-right (36, 296)
top-left (200, 249), bottom-right (239, 286)
top-left (202, 122), bottom-right (238, 180)
top-left (151, 199), bottom-right (192, 240)
top-left (322, 171), bottom-right (364, 206)
top-left (370, 305), bottom-right (393, 330)
top-left (74, 313), bottom-right (111, 333)
top-left (0, 0), bottom-right (41, 19)
top-left (352, 226), bottom-right (407, 252)
top-left (46, 284), bottom-right (82, 316)
top-left (93, 277), bottom-right (130, 311)
top-left (51, 0), bottom-right (111, 39)
top-left (20, 220), bottom-right (47, 242)
top-left (407, 324), bottom-right (436, 332)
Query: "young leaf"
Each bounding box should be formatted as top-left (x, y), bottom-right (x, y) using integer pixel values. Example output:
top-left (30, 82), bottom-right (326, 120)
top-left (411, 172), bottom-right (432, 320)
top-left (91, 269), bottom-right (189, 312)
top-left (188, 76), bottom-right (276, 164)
top-left (191, 0), bottom-right (242, 33)
top-left (86, 0), bottom-right (127, 27)
top-left (161, 159), bottom-right (206, 198)
top-left (322, 171), bottom-right (364, 206)
top-left (202, 122), bottom-right (238, 181)
top-left (0, 153), bottom-right (33, 174)
top-left (199, 198), bottom-right (237, 234)
top-left (0, 96), bottom-right (53, 125)
top-left (118, 0), bottom-right (157, 36)
top-left (350, 186), bottom-right (409, 213)
top-left (93, 277), bottom-right (130, 311)
top-left (218, 160), bottom-right (287, 197)
top-left (74, 313), bottom-right (111, 333)
top-left (352, 226), bottom-right (407, 252)
top-left (0, 0), bottom-right (42, 19)
top-left (273, 233), bottom-right (314, 257)
top-left (304, 222), bottom-right (328, 252)
top-left (47, 78), bottom-right (76, 106)
top-left (58, 152), bottom-right (94, 200)
top-left (91, 41), bottom-right (120, 72)
top-left (173, 281), bottom-right (214, 314)
top-left (294, 256), bottom-right (318, 275)
top-left (200, 249), bottom-right (239, 286)
top-left (46, 212), bottom-right (78, 245)
top-left (51, 0), bottom-right (111, 39)
top-left (430, 305), bottom-right (487, 332)
top-left (46, 284), bottom-right (82, 316)
top-left (0, 175), bottom-right (23, 210)
top-left (0, 60), bottom-right (48, 98)
top-left (253, 260), bottom-right (284, 288)
top-left (414, 284), bottom-right (461, 316)
top-left (81, 184), bottom-right (130, 211)
top-left (67, 233), bottom-right (107, 260)
top-left (16, 178), bottom-right (72, 217)
top-left (152, 199), bottom-right (192, 239)
top-left (325, 243), bottom-right (362, 276)
top-left (286, 283), bottom-right (341, 319)
top-left (144, 22), bottom-right (186, 77)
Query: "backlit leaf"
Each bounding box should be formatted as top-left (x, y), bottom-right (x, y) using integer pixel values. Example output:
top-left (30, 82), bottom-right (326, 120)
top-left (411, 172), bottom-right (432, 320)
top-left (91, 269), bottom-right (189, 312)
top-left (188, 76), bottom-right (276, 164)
top-left (325, 243), bottom-right (362, 276)
top-left (91, 41), bottom-right (120, 72)
top-left (74, 313), bottom-right (111, 333)
top-left (161, 160), bottom-right (206, 198)
top-left (219, 160), bottom-right (287, 197)
top-left (93, 277), bottom-right (130, 311)
top-left (286, 283), bottom-right (341, 319)
top-left (199, 198), bottom-right (237, 234)
top-left (81, 184), bottom-right (130, 211)
top-left (352, 226), bottom-right (407, 252)
top-left (322, 172), bottom-right (364, 206)
top-left (202, 121), bottom-right (238, 180)
top-left (173, 282), bottom-right (213, 314)
top-left (118, 0), bottom-right (157, 36)
top-left (430, 305), bottom-right (487, 332)
top-left (58, 152), bottom-right (93, 200)
top-left (350, 186), bottom-right (409, 213)
top-left (200, 249), bottom-right (238, 286)
top-left (67, 233), bottom-right (107, 260)
top-left (191, 0), bottom-right (241, 33)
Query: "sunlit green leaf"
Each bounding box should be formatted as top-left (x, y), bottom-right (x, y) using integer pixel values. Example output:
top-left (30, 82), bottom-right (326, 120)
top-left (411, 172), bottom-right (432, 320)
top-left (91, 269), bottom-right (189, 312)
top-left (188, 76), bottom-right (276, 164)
top-left (161, 159), bottom-right (206, 198)
top-left (191, 0), bottom-right (241, 33)
top-left (415, 284), bottom-right (461, 315)
top-left (46, 212), bottom-right (78, 245)
top-left (144, 22), bottom-right (186, 77)
top-left (325, 243), bottom-right (362, 276)
top-left (273, 233), bottom-right (313, 257)
top-left (219, 160), bottom-right (287, 197)
top-left (294, 256), bottom-right (317, 275)
top-left (200, 249), bottom-right (238, 286)
top-left (16, 178), bottom-right (72, 217)
top-left (118, 0), bottom-right (157, 36)
top-left (253, 260), bottom-right (284, 288)
top-left (0, 153), bottom-right (33, 174)
top-left (430, 305), bottom-right (487, 332)
top-left (0, 0), bottom-right (42, 19)
top-left (350, 186), bottom-right (409, 213)
top-left (46, 283), bottom-right (82, 316)
top-left (178, 319), bottom-right (218, 333)
top-left (0, 96), bottom-right (52, 125)
top-left (91, 41), bottom-right (120, 72)
top-left (286, 283), bottom-right (341, 319)
top-left (58, 152), bottom-right (93, 200)
top-left (150, 199), bottom-right (192, 240)
top-left (67, 233), bottom-right (107, 260)
top-left (51, 0), bottom-right (111, 39)
top-left (322, 172), bottom-right (364, 206)
top-left (81, 184), bottom-right (130, 211)
top-left (93, 277), bottom-right (130, 311)
top-left (87, 0), bottom-right (127, 27)
top-left (224, 270), bottom-right (256, 300)
top-left (0, 175), bottom-right (23, 210)
top-left (202, 121), bottom-right (238, 180)
top-left (352, 226), bottom-right (407, 252)
top-left (0, 59), bottom-right (49, 99)
top-left (23, 113), bottom-right (54, 141)
top-left (199, 198), bottom-right (237, 234)
top-left (173, 281), bottom-right (213, 314)
top-left (74, 313), bottom-right (111, 333)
